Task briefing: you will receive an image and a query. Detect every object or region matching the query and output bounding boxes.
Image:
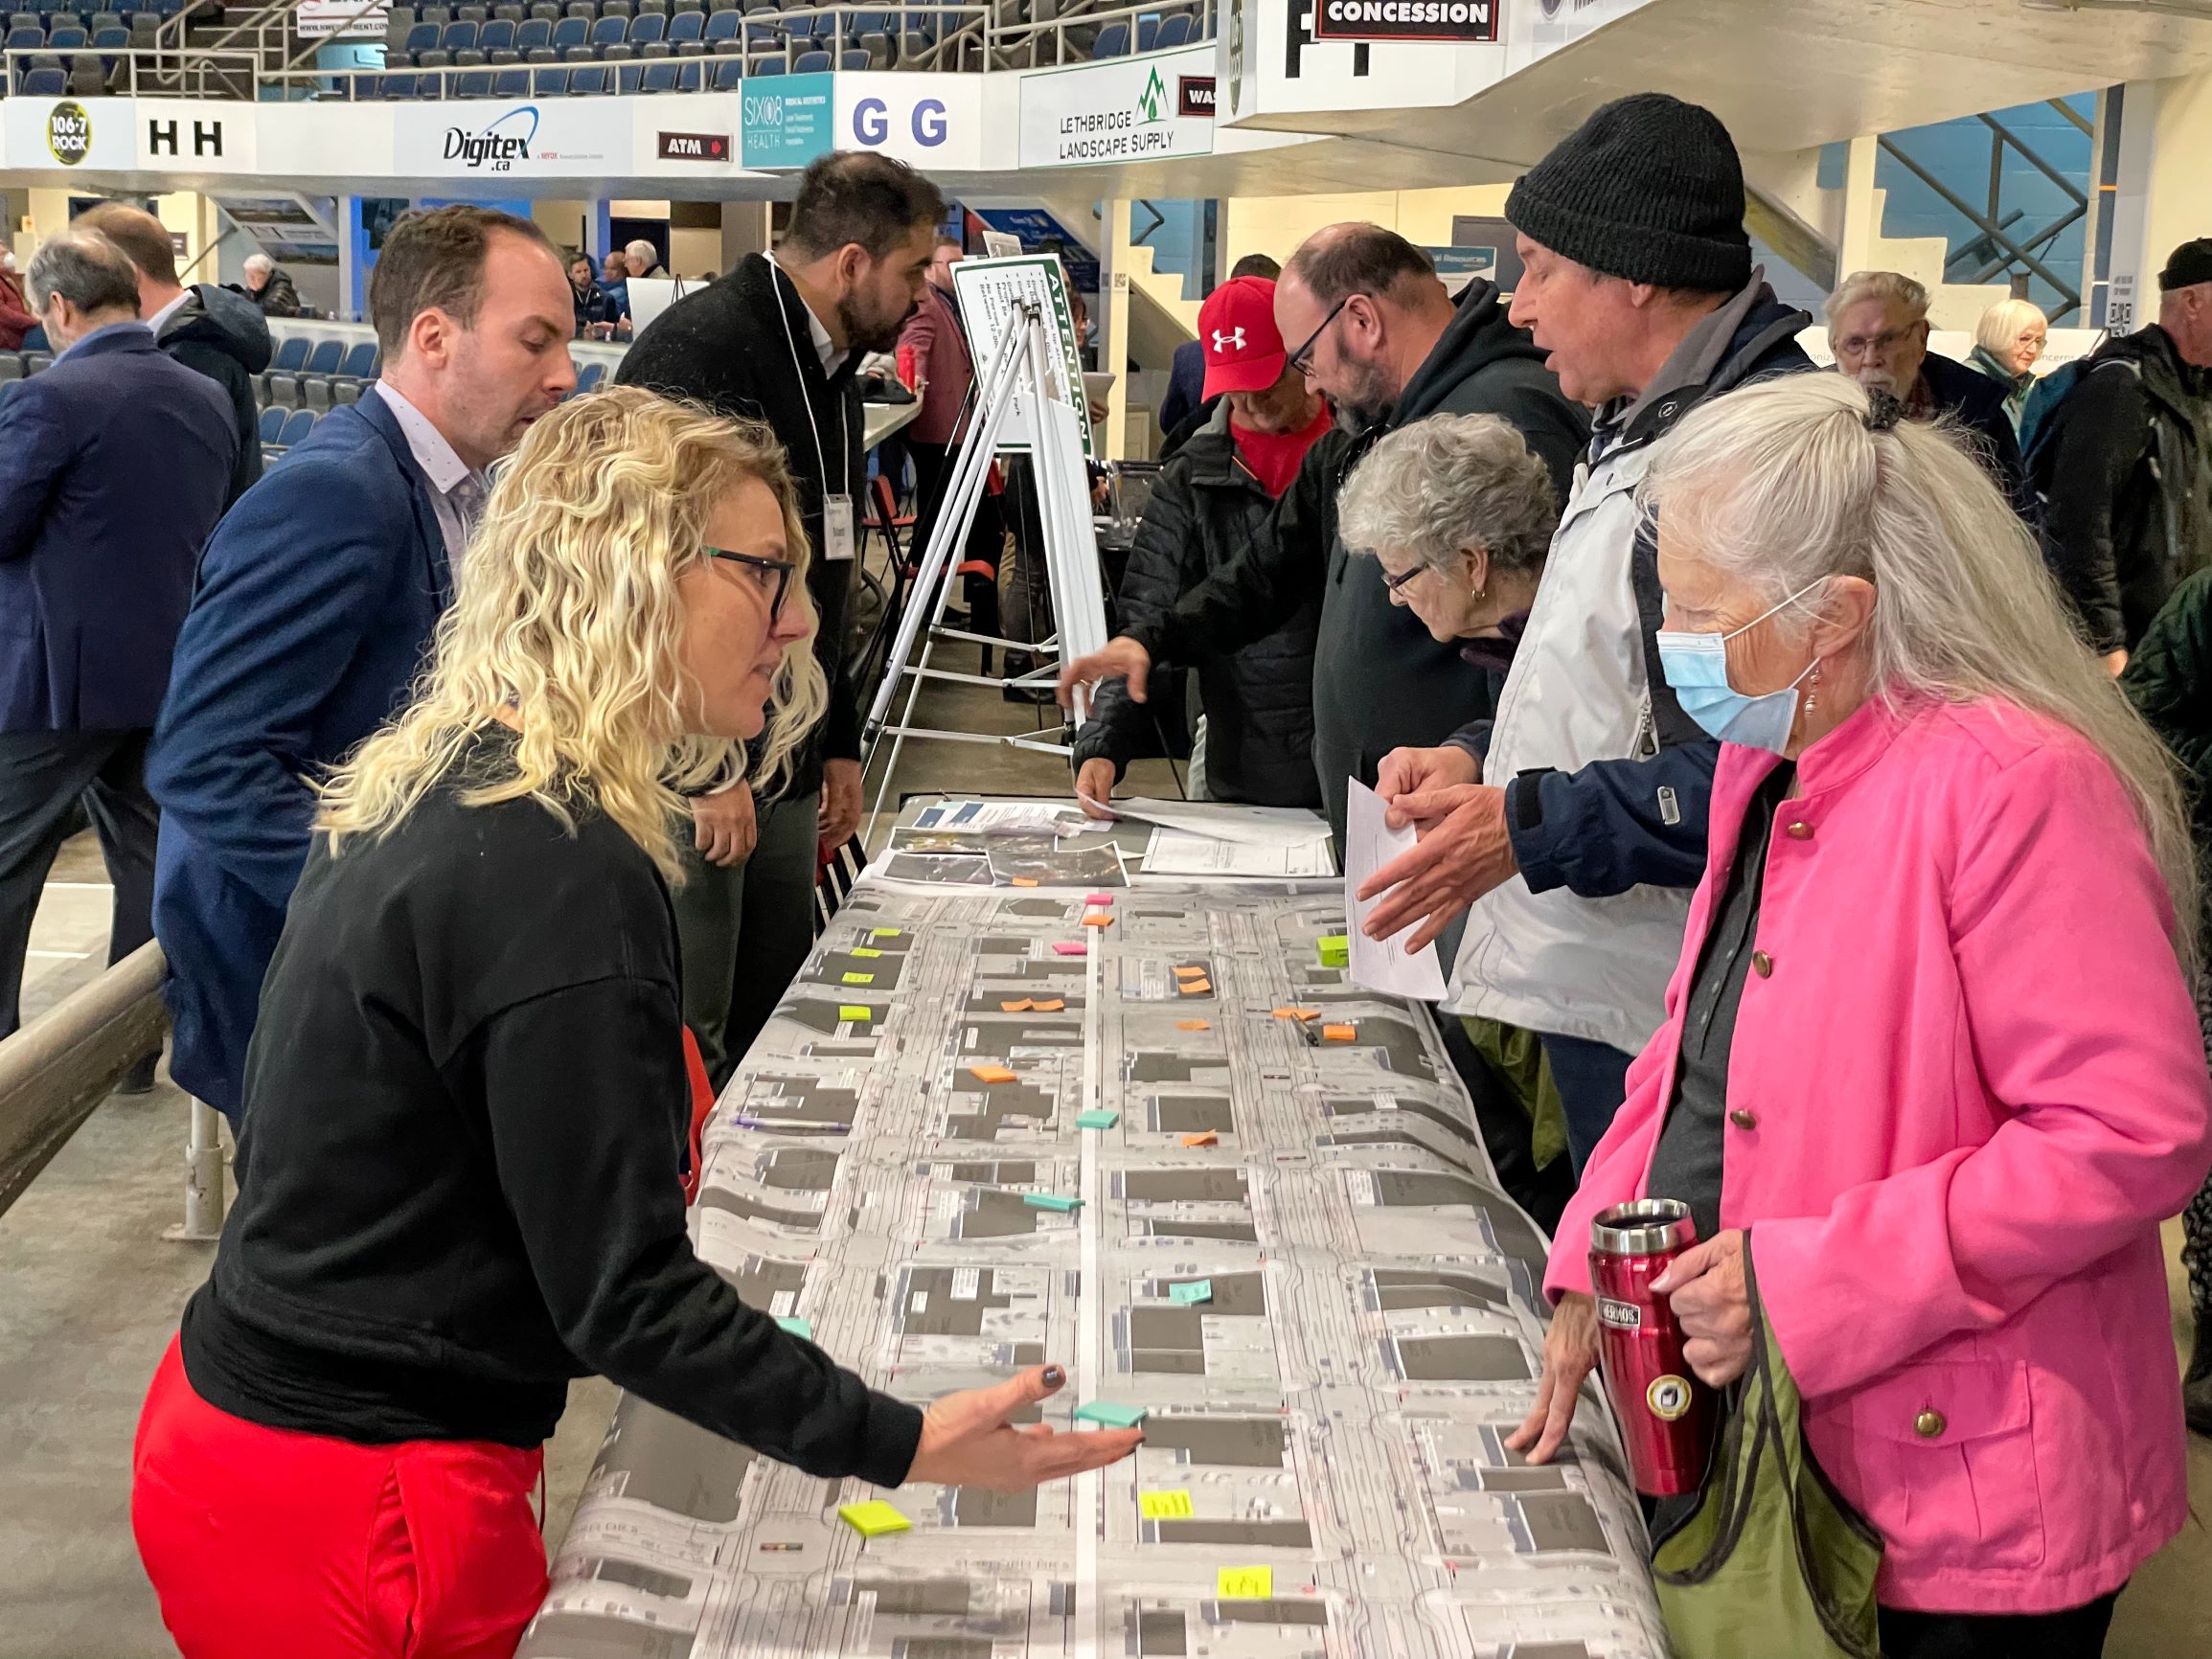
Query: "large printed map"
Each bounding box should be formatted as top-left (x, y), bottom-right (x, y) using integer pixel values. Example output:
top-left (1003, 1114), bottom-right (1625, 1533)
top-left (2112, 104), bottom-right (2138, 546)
top-left (518, 837), bottom-right (1668, 1659)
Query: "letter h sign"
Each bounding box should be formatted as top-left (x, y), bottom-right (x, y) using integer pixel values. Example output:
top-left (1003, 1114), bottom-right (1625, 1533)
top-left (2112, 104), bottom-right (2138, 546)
top-left (147, 118), bottom-right (224, 157)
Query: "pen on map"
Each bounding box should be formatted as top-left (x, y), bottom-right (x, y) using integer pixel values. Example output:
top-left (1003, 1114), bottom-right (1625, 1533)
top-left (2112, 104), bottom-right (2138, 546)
top-left (730, 1115), bottom-right (853, 1132)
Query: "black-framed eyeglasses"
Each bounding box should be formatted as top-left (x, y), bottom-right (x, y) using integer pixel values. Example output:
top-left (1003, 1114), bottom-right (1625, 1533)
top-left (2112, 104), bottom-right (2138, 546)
top-left (1287, 293), bottom-right (1356, 377)
top-left (1380, 561), bottom-right (1425, 595)
top-left (706, 547), bottom-right (797, 625)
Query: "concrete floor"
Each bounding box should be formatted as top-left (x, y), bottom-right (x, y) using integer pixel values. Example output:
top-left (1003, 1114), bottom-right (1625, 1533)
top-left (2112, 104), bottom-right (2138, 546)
top-left (3, 659), bottom-right (2206, 1654)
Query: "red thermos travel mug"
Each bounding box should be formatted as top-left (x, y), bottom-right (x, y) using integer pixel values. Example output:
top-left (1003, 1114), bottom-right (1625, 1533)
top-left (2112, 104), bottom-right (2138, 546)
top-left (1588, 1198), bottom-right (1720, 1496)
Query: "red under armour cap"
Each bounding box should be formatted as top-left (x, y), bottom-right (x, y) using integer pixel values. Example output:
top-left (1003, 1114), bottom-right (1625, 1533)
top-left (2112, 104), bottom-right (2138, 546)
top-left (1197, 276), bottom-right (1286, 399)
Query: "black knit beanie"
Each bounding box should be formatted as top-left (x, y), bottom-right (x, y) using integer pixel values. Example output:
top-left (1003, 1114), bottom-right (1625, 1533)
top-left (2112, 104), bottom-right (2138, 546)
top-left (1505, 93), bottom-right (1752, 293)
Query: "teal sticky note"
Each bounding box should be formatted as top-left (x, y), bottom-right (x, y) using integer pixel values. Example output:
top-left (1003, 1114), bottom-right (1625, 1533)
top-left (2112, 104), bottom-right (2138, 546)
top-left (1073, 1399), bottom-right (1148, 1428)
top-left (1168, 1279), bottom-right (1213, 1306)
top-left (776, 1316), bottom-right (813, 1340)
top-left (1023, 1193), bottom-right (1083, 1213)
top-left (1077, 1109), bottom-right (1119, 1130)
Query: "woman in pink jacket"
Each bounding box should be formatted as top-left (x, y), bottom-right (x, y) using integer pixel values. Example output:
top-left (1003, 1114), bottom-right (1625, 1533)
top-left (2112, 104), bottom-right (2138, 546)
top-left (1511, 374), bottom-right (2211, 1657)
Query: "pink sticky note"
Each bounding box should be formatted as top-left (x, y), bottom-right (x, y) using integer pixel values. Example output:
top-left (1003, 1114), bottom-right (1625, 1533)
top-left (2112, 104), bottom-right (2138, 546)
top-left (1083, 893), bottom-right (1114, 906)
top-left (1052, 942), bottom-right (1088, 957)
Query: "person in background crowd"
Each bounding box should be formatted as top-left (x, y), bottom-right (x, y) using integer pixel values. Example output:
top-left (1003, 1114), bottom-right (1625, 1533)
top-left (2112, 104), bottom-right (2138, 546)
top-left (618, 150), bottom-right (942, 1088)
top-left (0, 246), bottom-right (36, 350)
top-left (567, 252), bottom-right (613, 339)
top-left (131, 388), bottom-right (1141, 1659)
top-left (1355, 93), bottom-right (1815, 1170)
top-left (239, 253), bottom-right (298, 318)
top-left (1825, 269), bottom-right (2026, 503)
top-left (600, 247), bottom-right (632, 329)
top-left (0, 229), bottom-right (237, 1086)
top-left (78, 202), bottom-right (271, 508)
top-left (1076, 275), bottom-right (1332, 815)
top-left (2032, 238), bottom-right (2212, 672)
top-left (2119, 566), bottom-right (2212, 1438)
top-left (1157, 251), bottom-right (1284, 439)
top-left (1968, 295), bottom-right (2047, 432)
top-left (150, 207), bottom-right (575, 1124)
top-left (626, 239), bottom-right (667, 282)
top-left (897, 233), bottom-right (1004, 631)
top-left (1518, 374), bottom-right (2210, 1658)
top-left (1058, 223), bottom-right (1586, 845)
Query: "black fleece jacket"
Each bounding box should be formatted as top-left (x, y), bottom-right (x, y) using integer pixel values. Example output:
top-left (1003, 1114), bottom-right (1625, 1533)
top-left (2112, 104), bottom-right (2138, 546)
top-left (159, 284), bottom-right (271, 507)
top-left (1123, 280), bottom-right (1587, 841)
top-left (617, 254), bottom-right (862, 798)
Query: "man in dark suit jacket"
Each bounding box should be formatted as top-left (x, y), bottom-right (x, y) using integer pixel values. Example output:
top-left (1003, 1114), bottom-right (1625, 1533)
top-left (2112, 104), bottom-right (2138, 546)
top-left (0, 228), bottom-right (237, 1062)
top-left (616, 149), bottom-right (942, 1086)
top-left (149, 206), bottom-right (574, 1122)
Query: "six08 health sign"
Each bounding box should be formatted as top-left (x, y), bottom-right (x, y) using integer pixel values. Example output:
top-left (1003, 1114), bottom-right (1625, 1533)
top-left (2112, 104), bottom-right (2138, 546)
top-left (396, 99), bottom-right (632, 176)
top-left (1017, 46), bottom-right (1218, 170)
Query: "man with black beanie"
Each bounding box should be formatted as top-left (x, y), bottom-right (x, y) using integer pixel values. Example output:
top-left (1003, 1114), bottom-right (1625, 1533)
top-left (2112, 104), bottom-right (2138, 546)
top-left (2033, 237), bottom-right (2212, 672)
top-left (1357, 92), bottom-right (1817, 1171)
top-left (618, 150), bottom-right (943, 1083)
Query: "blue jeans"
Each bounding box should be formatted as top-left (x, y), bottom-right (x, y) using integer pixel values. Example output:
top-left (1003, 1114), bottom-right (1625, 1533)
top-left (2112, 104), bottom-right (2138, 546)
top-left (1538, 1032), bottom-right (1635, 1174)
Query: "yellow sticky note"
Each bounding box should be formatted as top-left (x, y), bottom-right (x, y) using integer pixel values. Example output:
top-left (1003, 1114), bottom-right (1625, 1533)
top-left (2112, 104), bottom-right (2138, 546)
top-left (873, 927), bottom-right (902, 938)
top-left (852, 946), bottom-right (883, 958)
top-left (842, 971), bottom-right (875, 985)
top-left (1139, 1489), bottom-right (1195, 1520)
top-left (838, 1005), bottom-right (872, 1022)
top-left (837, 1500), bottom-right (911, 1537)
top-left (969, 1064), bottom-right (1016, 1084)
top-left (1218, 1566), bottom-right (1272, 1600)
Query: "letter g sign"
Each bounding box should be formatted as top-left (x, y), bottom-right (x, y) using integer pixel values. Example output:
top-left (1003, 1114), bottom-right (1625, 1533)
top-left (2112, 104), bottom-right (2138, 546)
top-left (913, 98), bottom-right (946, 146)
top-left (854, 97), bottom-right (888, 146)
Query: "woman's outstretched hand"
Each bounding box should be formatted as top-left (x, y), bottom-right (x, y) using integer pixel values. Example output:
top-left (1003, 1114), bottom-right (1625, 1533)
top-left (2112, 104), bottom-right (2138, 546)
top-left (1504, 1291), bottom-right (1602, 1465)
top-left (907, 1365), bottom-right (1144, 1492)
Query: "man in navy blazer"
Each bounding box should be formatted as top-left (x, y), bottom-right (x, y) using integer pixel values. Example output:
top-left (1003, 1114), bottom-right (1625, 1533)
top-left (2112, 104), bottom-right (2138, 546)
top-left (0, 229), bottom-right (236, 1059)
top-left (149, 206), bottom-right (575, 1122)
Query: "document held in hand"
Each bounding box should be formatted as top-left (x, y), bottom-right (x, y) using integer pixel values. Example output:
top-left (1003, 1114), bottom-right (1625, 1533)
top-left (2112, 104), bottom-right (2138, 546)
top-left (1343, 779), bottom-right (1448, 1003)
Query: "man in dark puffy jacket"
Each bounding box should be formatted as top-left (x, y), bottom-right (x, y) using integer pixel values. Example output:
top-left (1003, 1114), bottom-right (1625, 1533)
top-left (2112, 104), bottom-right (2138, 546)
top-left (241, 253), bottom-right (300, 317)
top-left (1075, 276), bottom-right (1331, 812)
top-left (78, 203), bottom-right (271, 506)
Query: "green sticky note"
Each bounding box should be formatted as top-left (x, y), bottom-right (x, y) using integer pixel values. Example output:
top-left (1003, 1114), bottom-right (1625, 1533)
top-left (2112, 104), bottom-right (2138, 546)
top-left (776, 1316), bottom-right (813, 1340)
top-left (1076, 1109), bottom-right (1119, 1130)
top-left (1169, 1278), bottom-right (1213, 1306)
top-left (1218, 1566), bottom-right (1272, 1600)
top-left (1073, 1399), bottom-right (1148, 1428)
top-left (852, 946), bottom-right (882, 958)
top-left (842, 971), bottom-right (875, 985)
top-left (1023, 1193), bottom-right (1083, 1213)
top-left (872, 927), bottom-right (902, 938)
top-left (837, 1500), bottom-right (911, 1537)
top-left (838, 1004), bottom-right (872, 1022)
top-left (1316, 933), bottom-right (1350, 967)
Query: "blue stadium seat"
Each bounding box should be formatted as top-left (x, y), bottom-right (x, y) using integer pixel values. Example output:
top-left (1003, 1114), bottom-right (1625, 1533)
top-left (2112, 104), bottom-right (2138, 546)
top-left (710, 53), bottom-right (741, 87)
top-left (4, 25), bottom-right (44, 49)
top-left (403, 19), bottom-right (438, 49)
top-left (490, 64), bottom-right (526, 95)
top-left (742, 20), bottom-right (775, 45)
top-left (514, 13), bottom-right (548, 45)
top-left (440, 18), bottom-right (475, 47)
top-left (257, 406), bottom-right (285, 444)
top-left (586, 13), bottom-right (622, 44)
top-left (340, 341), bottom-right (377, 378)
top-left (566, 60), bottom-right (605, 90)
top-left (1090, 21), bottom-right (1127, 57)
top-left (477, 15), bottom-right (513, 47)
top-left (837, 45), bottom-right (863, 68)
top-left (1134, 15), bottom-right (1155, 52)
top-left (89, 21), bottom-right (122, 44)
top-left (701, 6), bottom-right (736, 38)
top-left (792, 47), bottom-right (827, 70)
top-left (306, 339), bottom-right (344, 375)
top-left (575, 361), bottom-right (604, 392)
top-left (530, 62), bottom-right (566, 92)
top-left (280, 408), bottom-right (317, 446)
top-left (599, 38), bottom-right (632, 59)
top-left (745, 51), bottom-right (780, 73)
top-left (273, 337), bottom-right (310, 372)
top-left (46, 23), bottom-right (84, 46)
top-left (639, 57), bottom-right (674, 89)
top-left (1154, 12), bottom-right (1191, 47)
top-left (627, 10), bottom-right (662, 41)
top-left (665, 7), bottom-right (699, 41)
top-left (380, 69), bottom-right (418, 96)
top-left (674, 55), bottom-right (700, 87)
top-left (549, 11), bottom-right (583, 45)
top-left (456, 64), bottom-right (492, 95)
top-left (614, 57), bottom-right (642, 90)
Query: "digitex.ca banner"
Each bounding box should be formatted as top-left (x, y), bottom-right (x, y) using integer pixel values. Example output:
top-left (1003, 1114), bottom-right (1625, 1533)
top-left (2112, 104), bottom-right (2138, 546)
top-left (1313, 0), bottom-right (1499, 42)
top-left (393, 98), bottom-right (632, 176)
top-left (1016, 47), bottom-right (1218, 170)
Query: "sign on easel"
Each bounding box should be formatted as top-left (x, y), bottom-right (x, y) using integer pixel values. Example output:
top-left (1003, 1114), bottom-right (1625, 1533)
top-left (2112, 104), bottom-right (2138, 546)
top-left (948, 254), bottom-right (1092, 458)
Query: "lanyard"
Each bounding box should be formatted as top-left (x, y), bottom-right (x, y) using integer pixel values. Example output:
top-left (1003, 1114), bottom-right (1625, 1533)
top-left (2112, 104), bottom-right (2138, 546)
top-left (766, 253), bottom-right (851, 500)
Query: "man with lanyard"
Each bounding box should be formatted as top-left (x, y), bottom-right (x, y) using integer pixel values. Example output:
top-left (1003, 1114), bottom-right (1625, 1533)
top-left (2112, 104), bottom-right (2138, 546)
top-left (617, 151), bottom-right (944, 1084)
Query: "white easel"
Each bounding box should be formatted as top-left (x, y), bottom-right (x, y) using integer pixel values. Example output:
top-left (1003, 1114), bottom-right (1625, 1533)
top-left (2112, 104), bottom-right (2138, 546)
top-left (861, 269), bottom-right (1108, 837)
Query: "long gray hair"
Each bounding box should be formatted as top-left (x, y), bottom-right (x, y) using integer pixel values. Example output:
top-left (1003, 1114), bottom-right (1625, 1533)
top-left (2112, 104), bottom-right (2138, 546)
top-left (1641, 373), bottom-right (2198, 969)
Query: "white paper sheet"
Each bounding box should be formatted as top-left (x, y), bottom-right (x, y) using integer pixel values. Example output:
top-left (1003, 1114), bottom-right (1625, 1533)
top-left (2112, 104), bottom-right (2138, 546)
top-left (1142, 826), bottom-right (1338, 879)
top-left (1080, 795), bottom-right (1331, 850)
top-left (914, 801), bottom-right (1088, 835)
top-left (1343, 780), bottom-right (1448, 1002)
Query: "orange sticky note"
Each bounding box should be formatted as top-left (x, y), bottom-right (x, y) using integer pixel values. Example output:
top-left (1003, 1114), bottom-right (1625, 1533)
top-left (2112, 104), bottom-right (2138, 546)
top-left (1180, 979), bottom-right (1212, 996)
top-left (1000, 999), bottom-right (1034, 1012)
top-left (1271, 1006), bottom-right (1320, 1021)
top-left (1032, 997), bottom-right (1065, 1012)
top-left (969, 1064), bottom-right (1017, 1084)
top-left (1175, 1018), bottom-right (1209, 1032)
top-left (1082, 911), bottom-right (1113, 928)
top-left (1321, 1024), bottom-right (1357, 1042)
top-left (1010, 876), bottom-right (1039, 888)
top-left (1173, 965), bottom-right (1205, 980)
top-left (1181, 1131), bottom-right (1219, 1148)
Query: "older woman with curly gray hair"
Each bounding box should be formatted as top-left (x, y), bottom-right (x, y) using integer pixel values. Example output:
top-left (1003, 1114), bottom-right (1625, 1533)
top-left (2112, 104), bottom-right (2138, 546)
top-left (1337, 411), bottom-right (1562, 651)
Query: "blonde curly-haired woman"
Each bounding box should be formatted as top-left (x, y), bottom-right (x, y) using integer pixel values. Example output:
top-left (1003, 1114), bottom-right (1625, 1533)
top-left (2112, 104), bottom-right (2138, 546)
top-left (130, 389), bottom-right (1140, 1659)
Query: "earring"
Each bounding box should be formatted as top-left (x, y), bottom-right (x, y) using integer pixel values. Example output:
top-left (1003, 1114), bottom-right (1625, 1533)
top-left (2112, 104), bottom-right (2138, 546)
top-left (1803, 660), bottom-right (1822, 722)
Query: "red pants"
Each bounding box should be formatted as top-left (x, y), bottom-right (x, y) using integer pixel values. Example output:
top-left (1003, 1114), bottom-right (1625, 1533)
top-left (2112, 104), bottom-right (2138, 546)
top-left (131, 1338), bottom-right (549, 1659)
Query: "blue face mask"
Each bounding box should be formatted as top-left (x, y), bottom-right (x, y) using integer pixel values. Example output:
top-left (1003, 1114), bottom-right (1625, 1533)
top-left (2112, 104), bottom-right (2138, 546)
top-left (1656, 582), bottom-right (1824, 755)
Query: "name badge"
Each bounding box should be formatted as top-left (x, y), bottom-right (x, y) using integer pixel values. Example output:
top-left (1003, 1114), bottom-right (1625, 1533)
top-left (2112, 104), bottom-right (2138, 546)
top-left (823, 493), bottom-right (856, 562)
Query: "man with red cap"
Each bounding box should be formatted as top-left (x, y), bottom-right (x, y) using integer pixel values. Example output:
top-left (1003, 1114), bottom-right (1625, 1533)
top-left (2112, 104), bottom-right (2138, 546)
top-left (1075, 275), bottom-right (1333, 811)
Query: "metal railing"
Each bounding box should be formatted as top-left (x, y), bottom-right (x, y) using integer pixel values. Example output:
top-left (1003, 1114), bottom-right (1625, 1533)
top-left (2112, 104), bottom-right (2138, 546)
top-left (4, 42), bottom-right (265, 96)
top-left (987, 0), bottom-right (1213, 68)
